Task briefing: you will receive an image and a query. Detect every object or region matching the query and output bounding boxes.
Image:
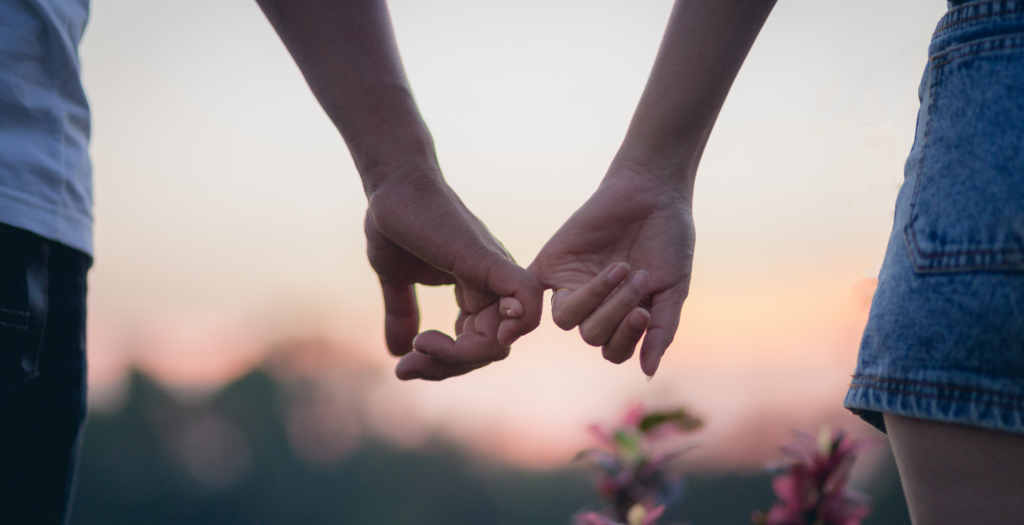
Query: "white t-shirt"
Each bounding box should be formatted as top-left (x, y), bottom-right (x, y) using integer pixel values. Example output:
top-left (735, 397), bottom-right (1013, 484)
top-left (0, 0), bottom-right (92, 255)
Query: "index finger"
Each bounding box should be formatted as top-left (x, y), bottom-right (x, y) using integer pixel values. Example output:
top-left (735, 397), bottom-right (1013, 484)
top-left (381, 282), bottom-right (420, 356)
top-left (414, 302), bottom-right (511, 367)
top-left (395, 349), bottom-right (484, 381)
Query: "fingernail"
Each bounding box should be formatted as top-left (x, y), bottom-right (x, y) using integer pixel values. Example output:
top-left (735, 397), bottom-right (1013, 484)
top-left (646, 374), bottom-right (655, 383)
top-left (505, 308), bottom-right (517, 318)
top-left (607, 263), bottom-right (629, 284)
top-left (411, 333), bottom-right (422, 349)
top-left (631, 271), bottom-right (649, 292)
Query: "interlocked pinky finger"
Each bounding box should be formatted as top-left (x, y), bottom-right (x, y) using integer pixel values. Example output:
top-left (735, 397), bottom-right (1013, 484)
top-left (498, 296), bottom-right (524, 318)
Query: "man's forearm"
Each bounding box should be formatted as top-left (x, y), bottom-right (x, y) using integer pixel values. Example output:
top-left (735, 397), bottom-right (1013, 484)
top-left (256, 0), bottom-right (437, 196)
top-left (614, 0), bottom-right (776, 196)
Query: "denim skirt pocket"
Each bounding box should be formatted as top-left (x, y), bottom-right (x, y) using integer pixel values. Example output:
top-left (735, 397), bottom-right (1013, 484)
top-left (0, 227), bottom-right (48, 392)
top-left (904, 31), bottom-right (1024, 273)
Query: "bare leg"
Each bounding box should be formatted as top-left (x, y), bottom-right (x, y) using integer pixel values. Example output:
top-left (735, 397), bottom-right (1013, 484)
top-left (884, 413), bottom-right (1024, 525)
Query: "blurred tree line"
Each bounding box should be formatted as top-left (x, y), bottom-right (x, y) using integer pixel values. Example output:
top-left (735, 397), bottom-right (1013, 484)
top-left (70, 368), bottom-right (912, 524)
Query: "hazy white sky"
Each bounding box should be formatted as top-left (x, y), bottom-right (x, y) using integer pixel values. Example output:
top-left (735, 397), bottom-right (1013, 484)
top-left (81, 0), bottom-right (948, 465)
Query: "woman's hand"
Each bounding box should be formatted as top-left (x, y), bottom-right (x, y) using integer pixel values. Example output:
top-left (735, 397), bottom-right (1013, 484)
top-left (526, 0), bottom-right (775, 376)
top-left (528, 165), bottom-right (695, 377)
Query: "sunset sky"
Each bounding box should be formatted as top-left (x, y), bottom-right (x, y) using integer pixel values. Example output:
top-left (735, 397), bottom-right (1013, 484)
top-left (80, 0), bottom-right (948, 468)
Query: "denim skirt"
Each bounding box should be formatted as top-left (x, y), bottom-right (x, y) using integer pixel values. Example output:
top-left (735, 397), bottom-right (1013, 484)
top-left (844, 0), bottom-right (1024, 435)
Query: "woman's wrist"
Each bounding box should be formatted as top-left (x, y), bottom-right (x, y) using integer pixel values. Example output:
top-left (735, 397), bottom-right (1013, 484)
top-left (609, 134), bottom-right (704, 203)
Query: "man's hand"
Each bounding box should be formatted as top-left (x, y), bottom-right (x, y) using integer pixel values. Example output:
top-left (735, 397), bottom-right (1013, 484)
top-left (528, 165), bottom-right (695, 377)
top-left (256, 0), bottom-right (543, 380)
top-left (366, 169), bottom-right (542, 380)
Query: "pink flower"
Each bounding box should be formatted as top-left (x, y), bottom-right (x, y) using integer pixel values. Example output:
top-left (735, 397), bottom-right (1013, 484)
top-left (622, 404), bottom-right (646, 428)
top-left (752, 426), bottom-right (874, 525)
top-left (575, 404), bottom-right (702, 524)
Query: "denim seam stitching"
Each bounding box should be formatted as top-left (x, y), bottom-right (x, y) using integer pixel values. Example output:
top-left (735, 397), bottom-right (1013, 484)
top-left (851, 374), bottom-right (1024, 406)
top-left (853, 373), bottom-right (1020, 390)
top-left (848, 383), bottom-right (1024, 411)
top-left (930, 35), bottom-right (1024, 68)
top-left (907, 223), bottom-right (1024, 258)
top-left (936, 0), bottom-right (1024, 34)
top-left (903, 55), bottom-right (939, 271)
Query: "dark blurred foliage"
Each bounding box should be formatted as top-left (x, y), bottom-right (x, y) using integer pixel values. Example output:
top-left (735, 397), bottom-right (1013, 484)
top-left (70, 370), bottom-right (911, 525)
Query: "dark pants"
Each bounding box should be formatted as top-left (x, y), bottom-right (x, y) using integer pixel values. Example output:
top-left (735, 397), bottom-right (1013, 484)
top-left (0, 223), bottom-right (90, 524)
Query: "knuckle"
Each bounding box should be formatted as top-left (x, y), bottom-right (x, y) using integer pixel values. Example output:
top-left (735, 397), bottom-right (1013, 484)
top-left (585, 286), bottom-right (609, 302)
top-left (579, 325), bottom-right (607, 347)
top-left (602, 345), bottom-right (629, 364)
top-left (625, 284), bottom-right (646, 302)
top-left (552, 311), bottom-right (577, 331)
top-left (493, 346), bottom-right (511, 361)
top-left (626, 320), bottom-right (646, 338)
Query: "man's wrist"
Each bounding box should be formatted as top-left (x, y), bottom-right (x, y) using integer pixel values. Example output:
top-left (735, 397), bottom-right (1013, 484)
top-left (318, 79), bottom-right (440, 198)
top-left (350, 130), bottom-right (442, 199)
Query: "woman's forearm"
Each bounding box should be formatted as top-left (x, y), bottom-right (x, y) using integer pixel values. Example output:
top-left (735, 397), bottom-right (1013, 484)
top-left (615, 0), bottom-right (776, 197)
top-left (256, 0), bottom-right (438, 196)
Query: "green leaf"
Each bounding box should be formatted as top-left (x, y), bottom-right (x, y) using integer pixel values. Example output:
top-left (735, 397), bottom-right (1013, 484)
top-left (638, 409), bottom-right (703, 433)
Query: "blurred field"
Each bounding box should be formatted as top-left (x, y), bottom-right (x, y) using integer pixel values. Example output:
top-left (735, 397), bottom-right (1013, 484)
top-left (71, 363), bottom-right (911, 525)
